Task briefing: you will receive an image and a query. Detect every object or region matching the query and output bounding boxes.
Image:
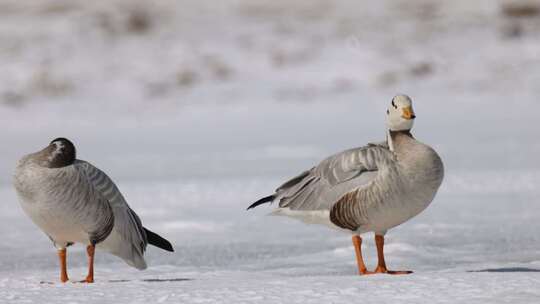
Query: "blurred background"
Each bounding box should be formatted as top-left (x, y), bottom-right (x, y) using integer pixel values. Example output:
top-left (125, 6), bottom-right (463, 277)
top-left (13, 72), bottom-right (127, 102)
top-left (0, 0), bottom-right (539, 278)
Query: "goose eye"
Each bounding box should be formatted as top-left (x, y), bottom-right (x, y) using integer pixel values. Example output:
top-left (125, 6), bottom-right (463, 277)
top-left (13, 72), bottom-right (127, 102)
top-left (386, 109), bottom-right (389, 115)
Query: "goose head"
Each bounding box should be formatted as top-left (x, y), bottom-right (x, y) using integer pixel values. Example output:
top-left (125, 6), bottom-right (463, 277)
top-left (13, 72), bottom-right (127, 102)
top-left (386, 94), bottom-right (416, 132)
top-left (38, 137), bottom-right (76, 168)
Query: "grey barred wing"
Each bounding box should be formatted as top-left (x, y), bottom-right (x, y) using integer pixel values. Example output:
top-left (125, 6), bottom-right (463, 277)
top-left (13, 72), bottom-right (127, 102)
top-left (275, 143), bottom-right (393, 212)
top-left (74, 161), bottom-right (148, 257)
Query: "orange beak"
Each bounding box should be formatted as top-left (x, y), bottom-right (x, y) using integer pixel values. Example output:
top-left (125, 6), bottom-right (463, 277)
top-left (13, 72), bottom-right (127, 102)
top-left (401, 106), bottom-right (416, 120)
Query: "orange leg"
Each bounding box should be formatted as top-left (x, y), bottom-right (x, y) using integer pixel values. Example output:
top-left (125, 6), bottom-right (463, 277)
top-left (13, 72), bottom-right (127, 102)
top-left (352, 235), bottom-right (372, 275)
top-left (58, 248), bottom-right (69, 283)
top-left (83, 245), bottom-right (95, 283)
top-left (373, 235), bottom-right (413, 275)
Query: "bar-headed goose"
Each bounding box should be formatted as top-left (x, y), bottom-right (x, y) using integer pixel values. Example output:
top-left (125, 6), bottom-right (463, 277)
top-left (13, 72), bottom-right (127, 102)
top-left (13, 138), bottom-right (174, 283)
top-left (248, 95), bottom-right (444, 275)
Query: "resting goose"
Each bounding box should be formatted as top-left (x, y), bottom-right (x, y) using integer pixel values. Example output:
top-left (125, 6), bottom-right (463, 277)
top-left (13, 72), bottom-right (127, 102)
top-left (13, 138), bottom-right (174, 283)
top-left (248, 95), bottom-right (444, 275)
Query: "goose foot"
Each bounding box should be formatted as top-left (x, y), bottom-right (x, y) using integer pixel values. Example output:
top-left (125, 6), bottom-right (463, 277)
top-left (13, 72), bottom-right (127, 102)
top-left (373, 265), bottom-right (413, 275)
top-left (373, 235), bottom-right (412, 275)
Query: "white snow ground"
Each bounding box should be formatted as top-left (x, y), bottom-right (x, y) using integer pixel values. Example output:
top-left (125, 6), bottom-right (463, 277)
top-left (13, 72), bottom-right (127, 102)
top-left (1, 0), bottom-right (540, 303)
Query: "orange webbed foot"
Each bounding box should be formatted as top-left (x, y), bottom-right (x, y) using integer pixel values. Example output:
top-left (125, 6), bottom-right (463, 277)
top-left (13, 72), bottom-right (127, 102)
top-left (77, 277), bottom-right (94, 284)
top-left (374, 265), bottom-right (413, 275)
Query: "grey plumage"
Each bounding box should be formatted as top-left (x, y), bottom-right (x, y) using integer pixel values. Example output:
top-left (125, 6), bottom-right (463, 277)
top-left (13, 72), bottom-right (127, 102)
top-left (14, 155), bottom-right (116, 248)
top-left (276, 142), bottom-right (390, 212)
top-left (74, 160), bottom-right (148, 269)
top-left (248, 94), bottom-right (444, 275)
top-left (250, 132), bottom-right (444, 235)
top-left (13, 138), bottom-right (173, 271)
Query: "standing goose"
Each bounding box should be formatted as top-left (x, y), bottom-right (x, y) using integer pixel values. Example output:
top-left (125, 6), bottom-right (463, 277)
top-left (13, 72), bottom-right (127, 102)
top-left (248, 95), bottom-right (444, 275)
top-left (13, 138), bottom-right (174, 283)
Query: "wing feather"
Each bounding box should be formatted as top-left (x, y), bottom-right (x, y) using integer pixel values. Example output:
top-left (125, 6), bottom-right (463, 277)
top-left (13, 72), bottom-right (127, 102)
top-left (275, 143), bottom-right (394, 212)
top-left (74, 160), bottom-right (148, 269)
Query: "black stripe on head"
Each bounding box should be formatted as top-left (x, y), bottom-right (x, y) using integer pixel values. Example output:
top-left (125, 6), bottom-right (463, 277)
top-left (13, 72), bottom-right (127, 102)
top-left (47, 137), bottom-right (76, 168)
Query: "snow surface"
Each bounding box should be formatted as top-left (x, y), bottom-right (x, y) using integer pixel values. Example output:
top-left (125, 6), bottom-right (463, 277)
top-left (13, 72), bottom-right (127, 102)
top-left (1, 0), bottom-right (540, 303)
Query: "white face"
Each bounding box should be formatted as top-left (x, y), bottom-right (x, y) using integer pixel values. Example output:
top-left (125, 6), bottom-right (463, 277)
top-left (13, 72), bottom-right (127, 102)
top-left (47, 141), bottom-right (65, 162)
top-left (386, 94), bottom-right (416, 131)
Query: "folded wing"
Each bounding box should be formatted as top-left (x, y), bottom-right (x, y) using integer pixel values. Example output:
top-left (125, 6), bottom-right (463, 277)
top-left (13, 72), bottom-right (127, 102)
top-left (253, 142), bottom-right (394, 216)
top-left (74, 160), bottom-right (148, 270)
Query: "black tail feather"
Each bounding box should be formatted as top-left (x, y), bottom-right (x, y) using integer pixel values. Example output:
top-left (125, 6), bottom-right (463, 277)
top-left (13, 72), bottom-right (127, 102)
top-left (247, 194), bottom-right (276, 210)
top-left (144, 228), bottom-right (174, 252)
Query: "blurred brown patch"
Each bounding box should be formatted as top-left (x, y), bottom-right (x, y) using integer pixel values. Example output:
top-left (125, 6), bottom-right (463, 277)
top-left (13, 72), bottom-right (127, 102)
top-left (96, 11), bottom-right (118, 36)
top-left (409, 62), bottom-right (433, 77)
top-left (502, 3), bottom-right (540, 18)
top-left (30, 70), bottom-right (74, 97)
top-left (396, 1), bottom-right (439, 20)
top-left (500, 22), bottom-right (524, 39)
top-left (2, 91), bottom-right (25, 107)
top-left (237, 1), bottom-right (332, 21)
top-left (94, 7), bottom-right (153, 37)
top-left (127, 9), bottom-right (152, 34)
top-left (177, 69), bottom-right (198, 88)
top-left (39, 1), bottom-right (77, 15)
top-left (271, 48), bottom-right (313, 68)
top-left (203, 55), bottom-right (234, 81)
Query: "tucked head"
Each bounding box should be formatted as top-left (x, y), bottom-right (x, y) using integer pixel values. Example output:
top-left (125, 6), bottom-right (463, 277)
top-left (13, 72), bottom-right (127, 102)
top-left (40, 137), bottom-right (76, 168)
top-left (386, 94), bottom-right (416, 131)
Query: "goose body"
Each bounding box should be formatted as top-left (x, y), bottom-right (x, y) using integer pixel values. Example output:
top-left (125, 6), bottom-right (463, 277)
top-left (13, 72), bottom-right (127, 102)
top-left (248, 95), bottom-right (444, 275)
top-left (270, 133), bottom-right (443, 235)
top-left (15, 157), bottom-right (114, 250)
top-left (13, 138), bottom-right (173, 282)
